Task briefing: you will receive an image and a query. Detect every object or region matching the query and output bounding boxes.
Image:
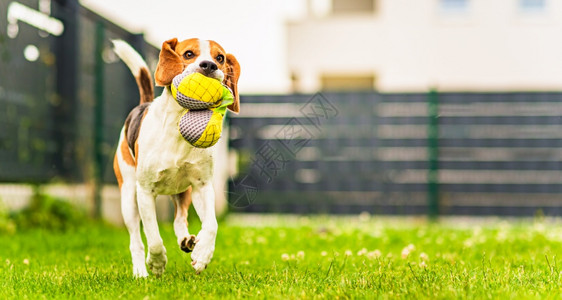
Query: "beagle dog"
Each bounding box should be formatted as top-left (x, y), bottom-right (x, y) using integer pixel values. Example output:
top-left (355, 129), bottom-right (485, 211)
top-left (112, 38), bottom-right (240, 277)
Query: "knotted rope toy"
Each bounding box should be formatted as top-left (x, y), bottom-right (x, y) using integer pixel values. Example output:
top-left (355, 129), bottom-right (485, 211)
top-left (171, 72), bottom-right (234, 148)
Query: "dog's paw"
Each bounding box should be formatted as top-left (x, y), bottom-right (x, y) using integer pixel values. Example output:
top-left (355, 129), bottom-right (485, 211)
top-left (190, 231), bottom-right (216, 274)
top-left (180, 235), bottom-right (197, 253)
top-left (191, 259), bottom-right (210, 274)
top-left (133, 265), bottom-right (149, 278)
top-left (146, 248), bottom-right (167, 277)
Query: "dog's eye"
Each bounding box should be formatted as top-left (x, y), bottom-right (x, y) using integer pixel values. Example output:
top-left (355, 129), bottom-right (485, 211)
top-left (216, 54), bottom-right (224, 64)
top-left (183, 51), bottom-right (194, 59)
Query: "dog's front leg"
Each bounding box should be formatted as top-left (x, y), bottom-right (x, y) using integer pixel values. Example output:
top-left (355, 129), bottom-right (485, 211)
top-left (190, 182), bottom-right (218, 274)
top-left (120, 180), bottom-right (148, 278)
top-left (136, 184), bottom-right (167, 276)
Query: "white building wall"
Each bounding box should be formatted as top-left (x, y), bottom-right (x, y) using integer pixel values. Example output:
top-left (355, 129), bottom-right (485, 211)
top-left (288, 0), bottom-right (562, 92)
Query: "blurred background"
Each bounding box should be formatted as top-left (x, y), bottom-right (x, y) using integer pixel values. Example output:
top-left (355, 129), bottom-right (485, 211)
top-left (1, 0), bottom-right (562, 225)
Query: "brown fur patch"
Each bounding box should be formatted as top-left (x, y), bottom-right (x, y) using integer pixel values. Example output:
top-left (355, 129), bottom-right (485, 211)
top-left (180, 187), bottom-right (193, 208)
top-left (134, 141), bottom-right (139, 166)
top-left (120, 137), bottom-right (135, 166)
top-left (224, 53), bottom-right (241, 113)
top-left (113, 153), bottom-right (123, 188)
top-left (208, 41), bottom-right (241, 113)
top-left (174, 187), bottom-right (193, 220)
top-left (136, 67), bottom-right (154, 104)
top-left (155, 38), bottom-right (201, 86)
top-left (155, 38), bottom-right (183, 86)
top-left (175, 38), bottom-right (201, 60)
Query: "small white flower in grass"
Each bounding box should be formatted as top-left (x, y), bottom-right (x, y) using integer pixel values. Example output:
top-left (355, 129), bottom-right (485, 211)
top-left (419, 252), bottom-right (429, 261)
top-left (367, 250), bottom-right (382, 259)
top-left (23, 259), bottom-right (29, 265)
top-left (281, 254), bottom-right (290, 261)
top-left (401, 244), bottom-right (415, 259)
top-left (321, 251), bottom-right (328, 257)
top-left (297, 251), bottom-right (305, 259)
top-left (345, 250), bottom-right (353, 257)
top-left (420, 261), bottom-right (427, 268)
top-left (401, 247), bottom-right (410, 259)
top-left (357, 248), bottom-right (368, 256)
top-left (290, 254), bottom-right (296, 260)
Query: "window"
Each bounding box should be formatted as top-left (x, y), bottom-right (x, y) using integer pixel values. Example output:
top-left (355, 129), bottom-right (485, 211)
top-left (439, 0), bottom-right (469, 14)
top-left (332, 0), bottom-right (376, 14)
top-left (321, 74), bottom-right (376, 91)
top-left (519, 0), bottom-right (546, 13)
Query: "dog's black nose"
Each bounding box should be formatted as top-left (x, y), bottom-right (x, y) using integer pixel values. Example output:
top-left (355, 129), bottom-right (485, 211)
top-left (199, 60), bottom-right (218, 74)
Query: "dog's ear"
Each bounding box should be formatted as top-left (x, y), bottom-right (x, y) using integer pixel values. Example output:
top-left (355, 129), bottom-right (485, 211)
top-left (224, 53), bottom-right (241, 113)
top-left (155, 38), bottom-right (184, 86)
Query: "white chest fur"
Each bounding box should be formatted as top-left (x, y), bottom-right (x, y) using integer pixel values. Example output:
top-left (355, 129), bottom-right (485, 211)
top-left (135, 89), bottom-right (214, 195)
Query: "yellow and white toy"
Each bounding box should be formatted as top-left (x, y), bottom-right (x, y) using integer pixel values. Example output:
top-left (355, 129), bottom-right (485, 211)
top-left (171, 72), bottom-right (233, 148)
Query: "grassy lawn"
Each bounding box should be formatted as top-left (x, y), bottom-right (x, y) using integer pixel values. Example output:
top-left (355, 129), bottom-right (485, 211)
top-left (1, 215), bottom-right (562, 299)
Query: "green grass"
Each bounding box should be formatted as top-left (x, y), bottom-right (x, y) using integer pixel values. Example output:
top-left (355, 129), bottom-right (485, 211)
top-left (1, 215), bottom-right (562, 299)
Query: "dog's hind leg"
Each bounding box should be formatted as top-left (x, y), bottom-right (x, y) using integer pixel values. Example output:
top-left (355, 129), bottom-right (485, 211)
top-left (172, 188), bottom-right (196, 253)
top-left (137, 185), bottom-right (167, 277)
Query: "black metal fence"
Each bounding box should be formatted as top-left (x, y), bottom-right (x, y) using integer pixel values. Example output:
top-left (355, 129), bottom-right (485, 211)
top-left (0, 0), bottom-right (160, 186)
top-left (229, 92), bottom-right (562, 216)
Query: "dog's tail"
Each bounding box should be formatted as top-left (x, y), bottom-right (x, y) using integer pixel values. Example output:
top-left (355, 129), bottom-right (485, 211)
top-left (112, 40), bottom-right (154, 104)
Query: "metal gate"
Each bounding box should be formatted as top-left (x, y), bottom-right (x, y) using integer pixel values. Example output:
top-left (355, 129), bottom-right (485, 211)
top-left (229, 92), bottom-right (562, 216)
